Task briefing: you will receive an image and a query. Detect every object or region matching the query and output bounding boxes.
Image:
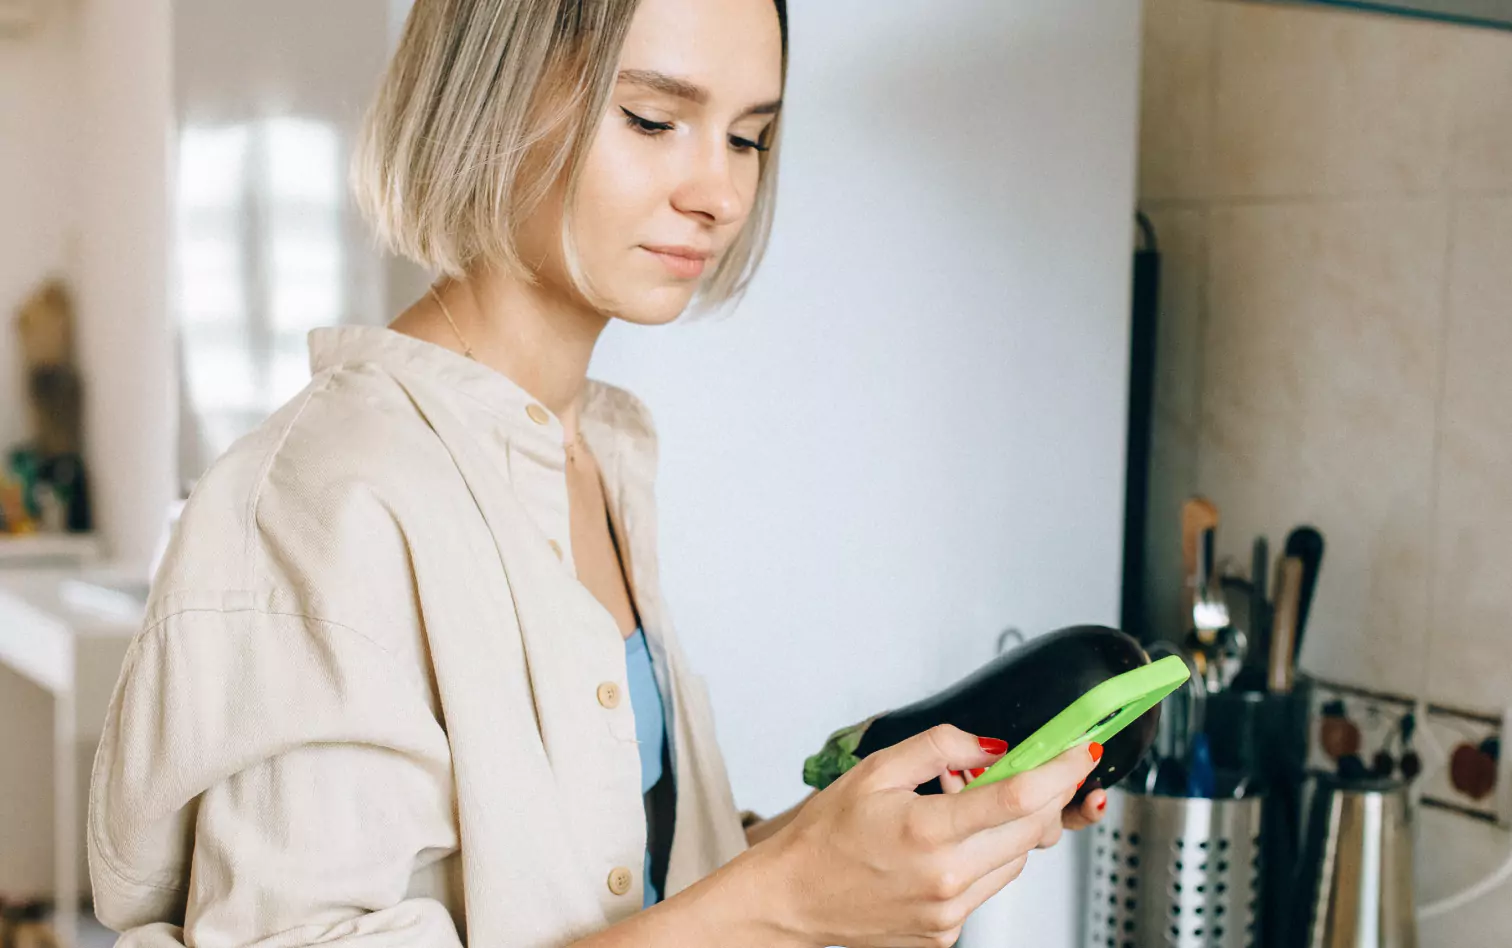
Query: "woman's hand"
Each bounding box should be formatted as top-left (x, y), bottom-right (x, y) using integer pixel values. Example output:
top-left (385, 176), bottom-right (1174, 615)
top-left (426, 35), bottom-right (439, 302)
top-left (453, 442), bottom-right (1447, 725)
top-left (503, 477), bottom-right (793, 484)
top-left (753, 724), bottom-right (1099, 948)
top-left (941, 762), bottom-right (1109, 834)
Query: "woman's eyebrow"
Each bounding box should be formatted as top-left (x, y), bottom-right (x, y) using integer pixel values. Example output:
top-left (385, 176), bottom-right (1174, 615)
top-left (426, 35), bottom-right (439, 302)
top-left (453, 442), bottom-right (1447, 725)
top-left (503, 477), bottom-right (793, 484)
top-left (617, 69), bottom-right (782, 118)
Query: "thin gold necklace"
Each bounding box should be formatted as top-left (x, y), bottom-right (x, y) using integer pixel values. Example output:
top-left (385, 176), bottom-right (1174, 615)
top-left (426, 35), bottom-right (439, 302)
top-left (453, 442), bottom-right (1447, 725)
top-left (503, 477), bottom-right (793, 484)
top-left (429, 284), bottom-right (475, 360)
top-left (428, 284), bottom-right (588, 462)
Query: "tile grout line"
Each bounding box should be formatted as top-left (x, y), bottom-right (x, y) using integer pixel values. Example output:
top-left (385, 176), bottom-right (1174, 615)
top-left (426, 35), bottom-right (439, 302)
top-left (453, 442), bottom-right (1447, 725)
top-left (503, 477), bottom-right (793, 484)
top-left (1205, 0), bottom-right (1223, 211)
top-left (1138, 188), bottom-right (1512, 211)
top-left (1419, 6), bottom-right (1460, 724)
top-left (1192, 0), bottom-right (1222, 503)
top-left (1193, 206), bottom-right (1211, 503)
top-left (1417, 198), bottom-right (1460, 713)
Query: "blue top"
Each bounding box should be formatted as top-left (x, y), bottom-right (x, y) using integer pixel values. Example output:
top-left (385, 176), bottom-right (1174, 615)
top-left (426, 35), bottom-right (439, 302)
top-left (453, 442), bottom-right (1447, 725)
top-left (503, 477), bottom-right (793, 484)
top-left (624, 628), bottom-right (670, 907)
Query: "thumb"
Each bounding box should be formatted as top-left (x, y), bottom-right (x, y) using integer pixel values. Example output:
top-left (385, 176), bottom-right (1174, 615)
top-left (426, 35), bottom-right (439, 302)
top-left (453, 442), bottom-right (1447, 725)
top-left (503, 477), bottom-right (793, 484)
top-left (859, 724), bottom-right (1010, 791)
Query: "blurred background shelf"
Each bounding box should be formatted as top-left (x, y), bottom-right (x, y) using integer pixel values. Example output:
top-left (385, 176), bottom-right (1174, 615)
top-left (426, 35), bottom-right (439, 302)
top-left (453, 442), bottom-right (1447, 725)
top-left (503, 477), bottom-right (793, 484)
top-left (0, 534), bottom-right (101, 570)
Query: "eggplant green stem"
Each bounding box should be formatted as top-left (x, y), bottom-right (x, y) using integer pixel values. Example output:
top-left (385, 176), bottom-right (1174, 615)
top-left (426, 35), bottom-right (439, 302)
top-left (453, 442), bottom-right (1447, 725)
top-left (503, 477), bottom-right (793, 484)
top-left (802, 715), bottom-right (880, 790)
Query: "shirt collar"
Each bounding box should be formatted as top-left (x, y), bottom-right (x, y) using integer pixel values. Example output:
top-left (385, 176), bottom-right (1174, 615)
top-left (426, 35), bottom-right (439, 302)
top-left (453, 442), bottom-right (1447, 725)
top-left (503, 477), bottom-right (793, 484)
top-left (306, 326), bottom-right (655, 497)
top-left (308, 325), bottom-right (587, 439)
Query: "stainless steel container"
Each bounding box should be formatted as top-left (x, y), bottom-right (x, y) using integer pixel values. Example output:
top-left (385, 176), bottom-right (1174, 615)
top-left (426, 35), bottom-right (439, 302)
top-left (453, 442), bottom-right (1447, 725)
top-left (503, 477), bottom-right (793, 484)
top-left (1085, 783), bottom-right (1264, 948)
top-left (1288, 773), bottom-right (1417, 948)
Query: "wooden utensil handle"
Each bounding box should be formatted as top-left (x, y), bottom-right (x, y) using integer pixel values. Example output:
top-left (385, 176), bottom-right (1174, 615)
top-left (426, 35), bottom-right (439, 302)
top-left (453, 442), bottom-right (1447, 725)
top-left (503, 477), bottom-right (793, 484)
top-left (1268, 556), bottom-right (1304, 693)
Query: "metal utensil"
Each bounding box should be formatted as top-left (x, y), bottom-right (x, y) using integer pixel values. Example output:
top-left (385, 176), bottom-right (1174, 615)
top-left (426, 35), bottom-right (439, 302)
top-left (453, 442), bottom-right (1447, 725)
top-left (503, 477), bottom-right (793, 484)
top-left (1223, 573), bottom-right (1273, 692)
top-left (1180, 497), bottom-right (1220, 634)
top-left (1252, 536), bottom-right (1270, 607)
top-left (1214, 624), bottom-right (1248, 691)
top-left (1249, 536), bottom-right (1270, 677)
top-left (1194, 526), bottom-right (1231, 641)
top-left (1147, 642), bottom-right (1186, 758)
top-left (1187, 524), bottom-right (1235, 694)
top-left (1144, 642), bottom-right (1206, 796)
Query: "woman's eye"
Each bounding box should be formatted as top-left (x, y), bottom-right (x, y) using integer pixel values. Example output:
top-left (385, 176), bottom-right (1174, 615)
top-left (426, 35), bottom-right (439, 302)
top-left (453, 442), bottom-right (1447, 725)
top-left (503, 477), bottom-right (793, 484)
top-left (621, 107), bottom-right (673, 136)
top-left (621, 107), bottom-right (770, 153)
top-left (730, 135), bottom-right (770, 154)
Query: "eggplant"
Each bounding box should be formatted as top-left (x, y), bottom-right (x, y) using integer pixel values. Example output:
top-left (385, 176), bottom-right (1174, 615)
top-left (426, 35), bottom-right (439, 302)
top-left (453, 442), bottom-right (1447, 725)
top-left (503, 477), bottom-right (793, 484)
top-left (803, 624), bottom-right (1160, 801)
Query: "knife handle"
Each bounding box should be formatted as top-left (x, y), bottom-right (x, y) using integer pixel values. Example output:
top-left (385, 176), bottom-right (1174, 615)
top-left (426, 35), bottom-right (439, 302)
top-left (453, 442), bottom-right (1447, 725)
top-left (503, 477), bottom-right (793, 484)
top-left (1268, 556), bottom-right (1304, 693)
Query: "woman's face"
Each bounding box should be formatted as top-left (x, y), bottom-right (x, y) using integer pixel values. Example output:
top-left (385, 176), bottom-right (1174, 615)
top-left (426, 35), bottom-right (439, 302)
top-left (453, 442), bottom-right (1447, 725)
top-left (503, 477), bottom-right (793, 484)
top-left (520, 0), bottom-right (784, 325)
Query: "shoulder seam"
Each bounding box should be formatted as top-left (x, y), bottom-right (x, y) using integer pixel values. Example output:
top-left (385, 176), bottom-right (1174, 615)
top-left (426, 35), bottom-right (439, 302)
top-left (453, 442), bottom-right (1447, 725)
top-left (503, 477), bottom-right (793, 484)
top-left (140, 603), bottom-right (400, 659)
top-left (240, 372), bottom-right (336, 589)
top-left (90, 601), bottom-right (404, 887)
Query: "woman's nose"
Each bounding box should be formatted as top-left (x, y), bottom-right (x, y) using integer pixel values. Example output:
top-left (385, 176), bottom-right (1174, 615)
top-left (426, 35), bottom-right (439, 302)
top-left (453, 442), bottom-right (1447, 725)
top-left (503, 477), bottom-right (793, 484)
top-left (670, 138), bottom-right (746, 227)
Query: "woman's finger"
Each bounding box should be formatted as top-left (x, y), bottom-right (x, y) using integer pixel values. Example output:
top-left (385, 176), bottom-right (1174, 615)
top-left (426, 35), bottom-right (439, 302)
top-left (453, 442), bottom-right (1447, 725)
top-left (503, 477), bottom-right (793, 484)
top-left (1061, 789), bottom-right (1107, 831)
top-left (854, 723), bottom-right (1008, 794)
top-left (941, 764), bottom-right (996, 794)
top-left (930, 744), bottom-right (1098, 842)
top-left (947, 854), bottom-right (1031, 921)
top-left (1036, 813), bottom-right (1065, 850)
top-left (953, 783), bottom-right (1076, 880)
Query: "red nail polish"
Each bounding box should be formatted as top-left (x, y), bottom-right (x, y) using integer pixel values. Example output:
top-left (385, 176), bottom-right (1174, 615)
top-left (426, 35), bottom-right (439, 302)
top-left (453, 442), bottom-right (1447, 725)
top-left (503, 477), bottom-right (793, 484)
top-left (979, 737), bottom-right (1009, 755)
top-left (1077, 780), bottom-right (1084, 789)
top-left (950, 770), bottom-right (966, 781)
top-left (970, 767), bottom-right (987, 779)
top-left (1089, 742), bottom-right (1104, 763)
top-left (1097, 798), bottom-right (1107, 812)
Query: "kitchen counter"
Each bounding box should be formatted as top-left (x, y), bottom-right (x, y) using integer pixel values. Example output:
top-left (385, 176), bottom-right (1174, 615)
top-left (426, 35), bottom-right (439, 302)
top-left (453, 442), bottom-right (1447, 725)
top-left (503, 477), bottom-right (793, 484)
top-left (0, 567), bottom-right (146, 948)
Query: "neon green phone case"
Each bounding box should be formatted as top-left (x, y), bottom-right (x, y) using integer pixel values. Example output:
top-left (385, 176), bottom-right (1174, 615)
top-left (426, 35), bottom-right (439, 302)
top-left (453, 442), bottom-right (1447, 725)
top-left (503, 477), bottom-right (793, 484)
top-left (963, 654), bottom-right (1191, 790)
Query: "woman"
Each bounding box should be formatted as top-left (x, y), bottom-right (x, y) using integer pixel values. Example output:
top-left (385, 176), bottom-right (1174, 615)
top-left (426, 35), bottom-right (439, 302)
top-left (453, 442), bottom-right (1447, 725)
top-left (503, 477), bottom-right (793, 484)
top-left (88, 1), bottom-right (1107, 946)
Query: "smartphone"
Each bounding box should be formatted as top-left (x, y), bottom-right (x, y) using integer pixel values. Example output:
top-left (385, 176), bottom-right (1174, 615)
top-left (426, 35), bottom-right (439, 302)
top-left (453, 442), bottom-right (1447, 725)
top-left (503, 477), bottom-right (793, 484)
top-left (963, 654), bottom-right (1190, 790)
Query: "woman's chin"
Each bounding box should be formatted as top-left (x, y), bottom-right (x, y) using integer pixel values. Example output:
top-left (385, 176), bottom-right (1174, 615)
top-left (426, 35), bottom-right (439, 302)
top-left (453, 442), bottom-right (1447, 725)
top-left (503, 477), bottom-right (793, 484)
top-left (608, 284), bottom-right (699, 327)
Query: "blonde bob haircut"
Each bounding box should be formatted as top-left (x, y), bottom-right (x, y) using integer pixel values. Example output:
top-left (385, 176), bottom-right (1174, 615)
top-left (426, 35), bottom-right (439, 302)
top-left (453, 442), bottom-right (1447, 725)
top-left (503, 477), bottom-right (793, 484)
top-left (352, 0), bottom-right (789, 314)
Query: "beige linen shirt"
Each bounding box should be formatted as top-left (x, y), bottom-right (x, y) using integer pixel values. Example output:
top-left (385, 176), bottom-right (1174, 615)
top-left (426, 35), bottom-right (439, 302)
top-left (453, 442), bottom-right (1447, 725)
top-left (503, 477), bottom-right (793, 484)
top-left (87, 326), bottom-right (751, 948)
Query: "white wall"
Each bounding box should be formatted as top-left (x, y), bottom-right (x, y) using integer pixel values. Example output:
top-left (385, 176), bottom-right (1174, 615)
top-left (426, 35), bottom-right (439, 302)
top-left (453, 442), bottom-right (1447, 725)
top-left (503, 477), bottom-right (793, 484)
top-left (75, 0), bottom-right (177, 576)
top-left (590, 3), bottom-right (1144, 946)
top-left (0, 2), bottom-right (81, 456)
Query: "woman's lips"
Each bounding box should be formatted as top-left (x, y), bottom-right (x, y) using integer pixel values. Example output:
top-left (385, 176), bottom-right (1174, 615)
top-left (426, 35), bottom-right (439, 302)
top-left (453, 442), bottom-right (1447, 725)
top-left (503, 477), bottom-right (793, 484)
top-left (641, 245), bottom-right (711, 280)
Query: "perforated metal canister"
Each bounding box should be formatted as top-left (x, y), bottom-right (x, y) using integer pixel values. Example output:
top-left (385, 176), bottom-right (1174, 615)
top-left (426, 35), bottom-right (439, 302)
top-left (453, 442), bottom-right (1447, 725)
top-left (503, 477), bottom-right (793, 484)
top-left (1085, 785), bottom-right (1264, 948)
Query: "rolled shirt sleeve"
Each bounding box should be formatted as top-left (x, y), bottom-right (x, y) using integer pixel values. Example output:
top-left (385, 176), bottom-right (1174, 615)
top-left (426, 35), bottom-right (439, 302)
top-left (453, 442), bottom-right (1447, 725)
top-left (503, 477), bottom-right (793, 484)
top-left (88, 604), bottom-right (465, 948)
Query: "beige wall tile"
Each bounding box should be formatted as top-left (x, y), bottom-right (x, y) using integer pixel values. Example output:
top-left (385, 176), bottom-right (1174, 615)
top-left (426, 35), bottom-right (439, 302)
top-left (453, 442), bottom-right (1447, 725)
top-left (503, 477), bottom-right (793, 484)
top-left (1143, 207), bottom-right (1208, 428)
top-left (1427, 198), bottom-right (1512, 709)
top-left (1418, 810), bottom-right (1512, 948)
top-left (1138, 0), bottom-right (1215, 200)
top-left (1198, 201), bottom-right (1446, 694)
top-left (1450, 26), bottom-right (1512, 192)
top-left (1210, 1), bottom-right (1456, 198)
top-left (1145, 414), bottom-right (1201, 643)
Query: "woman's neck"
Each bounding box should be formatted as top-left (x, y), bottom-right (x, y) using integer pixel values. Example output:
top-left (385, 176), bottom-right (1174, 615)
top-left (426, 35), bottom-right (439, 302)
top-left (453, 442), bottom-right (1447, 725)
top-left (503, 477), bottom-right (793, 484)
top-left (395, 266), bottom-right (610, 435)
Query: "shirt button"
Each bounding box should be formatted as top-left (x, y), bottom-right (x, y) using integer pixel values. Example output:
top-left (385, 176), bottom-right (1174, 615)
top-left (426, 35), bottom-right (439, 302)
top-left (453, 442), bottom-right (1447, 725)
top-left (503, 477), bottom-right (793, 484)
top-left (525, 404), bottom-right (550, 425)
top-left (596, 681), bottom-right (621, 709)
top-left (548, 539), bottom-right (563, 560)
top-left (607, 866), bottom-right (633, 896)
